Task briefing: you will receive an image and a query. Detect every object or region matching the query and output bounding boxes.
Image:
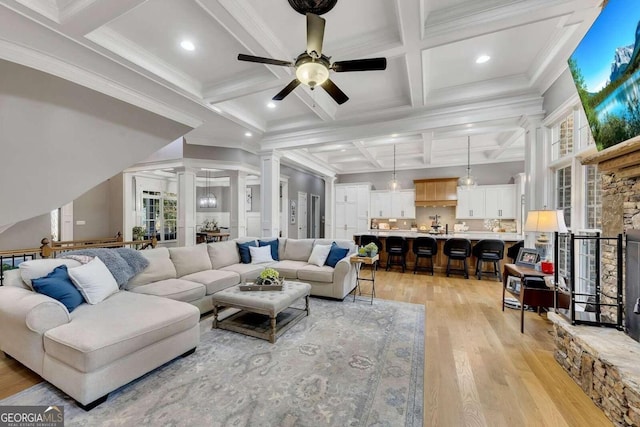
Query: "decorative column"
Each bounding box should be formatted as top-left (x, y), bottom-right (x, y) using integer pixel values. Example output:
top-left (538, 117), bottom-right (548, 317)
top-left (260, 151), bottom-right (281, 238)
top-left (176, 167), bottom-right (196, 246)
top-left (521, 114), bottom-right (547, 247)
top-left (229, 170), bottom-right (247, 239)
top-left (324, 176), bottom-right (336, 238)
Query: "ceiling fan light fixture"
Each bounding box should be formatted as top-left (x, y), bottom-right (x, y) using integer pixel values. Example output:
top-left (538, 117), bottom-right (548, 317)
top-left (296, 61), bottom-right (329, 88)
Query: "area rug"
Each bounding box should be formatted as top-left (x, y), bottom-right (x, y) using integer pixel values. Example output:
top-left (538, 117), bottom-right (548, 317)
top-left (1, 298), bottom-right (424, 426)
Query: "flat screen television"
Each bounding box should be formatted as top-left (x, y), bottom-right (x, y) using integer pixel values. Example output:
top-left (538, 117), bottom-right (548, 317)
top-left (568, 0), bottom-right (640, 151)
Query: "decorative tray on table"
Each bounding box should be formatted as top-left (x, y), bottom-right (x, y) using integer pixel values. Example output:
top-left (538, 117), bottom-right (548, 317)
top-left (239, 277), bottom-right (284, 291)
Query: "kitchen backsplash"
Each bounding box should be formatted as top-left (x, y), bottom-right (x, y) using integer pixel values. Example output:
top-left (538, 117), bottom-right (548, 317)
top-left (371, 206), bottom-right (516, 232)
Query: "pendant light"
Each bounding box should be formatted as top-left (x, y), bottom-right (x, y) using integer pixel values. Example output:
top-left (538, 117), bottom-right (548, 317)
top-left (388, 144), bottom-right (401, 192)
top-left (458, 136), bottom-right (477, 189)
top-left (199, 171), bottom-right (217, 208)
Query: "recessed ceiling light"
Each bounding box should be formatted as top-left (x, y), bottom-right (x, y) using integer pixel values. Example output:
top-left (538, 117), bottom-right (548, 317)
top-left (245, 132), bottom-right (253, 137)
top-left (180, 40), bottom-right (195, 51)
top-left (267, 102), bottom-right (276, 109)
top-left (391, 133), bottom-right (399, 138)
top-left (341, 149), bottom-right (346, 152)
top-left (476, 55), bottom-right (491, 64)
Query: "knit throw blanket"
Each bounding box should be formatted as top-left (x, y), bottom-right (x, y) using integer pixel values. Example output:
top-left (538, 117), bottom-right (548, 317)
top-left (62, 248), bottom-right (149, 288)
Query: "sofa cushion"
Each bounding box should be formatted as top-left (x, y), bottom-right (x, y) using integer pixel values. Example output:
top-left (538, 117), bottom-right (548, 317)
top-left (128, 279), bottom-right (206, 303)
top-left (220, 264), bottom-right (266, 282)
top-left (258, 239), bottom-right (279, 261)
top-left (181, 270), bottom-right (240, 294)
top-left (31, 265), bottom-right (85, 312)
top-left (282, 239), bottom-right (314, 261)
top-left (169, 245), bottom-right (212, 277)
top-left (127, 247), bottom-right (177, 289)
top-left (207, 241), bottom-right (240, 269)
top-left (19, 259), bottom-right (82, 289)
top-left (67, 257), bottom-right (119, 305)
top-left (250, 245), bottom-right (274, 264)
top-left (298, 265), bottom-right (334, 283)
top-left (270, 260), bottom-right (309, 279)
top-left (308, 244), bottom-right (332, 267)
top-left (237, 241), bottom-right (257, 264)
top-left (325, 243), bottom-right (350, 268)
top-left (43, 292), bottom-right (199, 373)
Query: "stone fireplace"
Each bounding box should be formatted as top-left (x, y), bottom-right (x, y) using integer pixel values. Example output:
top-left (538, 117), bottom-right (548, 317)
top-left (549, 138), bottom-right (640, 426)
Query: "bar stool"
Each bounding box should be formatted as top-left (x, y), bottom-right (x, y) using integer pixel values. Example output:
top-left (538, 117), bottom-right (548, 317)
top-left (507, 240), bottom-right (524, 263)
top-left (444, 238), bottom-right (472, 279)
top-left (472, 239), bottom-right (505, 281)
top-left (385, 236), bottom-right (408, 272)
top-left (413, 236), bottom-right (438, 275)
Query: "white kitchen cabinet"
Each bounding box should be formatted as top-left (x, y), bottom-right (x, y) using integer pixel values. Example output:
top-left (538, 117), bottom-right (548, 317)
top-left (335, 183), bottom-right (370, 238)
top-left (484, 185), bottom-right (516, 219)
top-left (456, 188), bottom-right (486, 219)
top-left (370, 190), bottom-right (415, 219)
top-left (456, 185), bottom-right (516, 219)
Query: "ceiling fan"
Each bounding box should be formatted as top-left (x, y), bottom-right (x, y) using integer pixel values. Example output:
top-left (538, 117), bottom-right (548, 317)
top-left (237, 13), bottom-right (387, 105)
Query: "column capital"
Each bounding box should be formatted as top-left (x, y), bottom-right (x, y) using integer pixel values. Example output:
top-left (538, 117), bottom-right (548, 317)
top-left (518, 114), bottom-right (545, 130)
top-left (259, 150), bottom-right (282, 160)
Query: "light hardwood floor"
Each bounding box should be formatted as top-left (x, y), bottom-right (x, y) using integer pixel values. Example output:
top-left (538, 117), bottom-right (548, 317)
top-left (0, 270), bottom-right (612, 426)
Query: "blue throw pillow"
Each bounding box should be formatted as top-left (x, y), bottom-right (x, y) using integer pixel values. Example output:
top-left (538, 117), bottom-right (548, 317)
top-left (31, 265), bottom-right (85, 312)
top-left (259, 239), bottom-right (279, 261)
top-left (325, 242), bottom-right (349, 268)
top-left (237, 241), bottom-right (257, 264)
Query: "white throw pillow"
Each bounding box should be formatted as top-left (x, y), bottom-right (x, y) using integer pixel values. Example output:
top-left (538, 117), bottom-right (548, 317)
top-left (249, 245), bottom-right (274, 264)
top-left (308, 244), bottom-right (332, 267)
top-left (67, 257), bottom-right (119, 304)
top-left (19, 259), bottom-right (82, 290)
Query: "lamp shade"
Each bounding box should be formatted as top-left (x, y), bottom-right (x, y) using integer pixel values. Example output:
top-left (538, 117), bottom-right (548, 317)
top-left (524, 209), bottom-right (568, 233)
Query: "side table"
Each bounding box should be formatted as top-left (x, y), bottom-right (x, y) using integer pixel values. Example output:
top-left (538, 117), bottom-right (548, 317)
top-left (349, 254), bottom-right (379, 305)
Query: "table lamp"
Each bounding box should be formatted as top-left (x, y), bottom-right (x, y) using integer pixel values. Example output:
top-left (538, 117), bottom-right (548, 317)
top-left (524, 209), bottom-right (568, 262)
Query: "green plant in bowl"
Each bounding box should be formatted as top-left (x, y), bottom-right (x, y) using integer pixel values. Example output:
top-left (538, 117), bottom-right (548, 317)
top-left (364, 242), bottom-right (378, 256)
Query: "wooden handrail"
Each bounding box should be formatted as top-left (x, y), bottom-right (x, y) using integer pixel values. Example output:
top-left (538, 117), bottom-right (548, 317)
top-left (52, 232), bottom-right (123, 247)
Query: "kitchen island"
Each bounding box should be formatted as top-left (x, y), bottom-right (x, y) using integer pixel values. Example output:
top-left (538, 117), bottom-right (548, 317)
top-left (353, 231), bottom-right (523, 274)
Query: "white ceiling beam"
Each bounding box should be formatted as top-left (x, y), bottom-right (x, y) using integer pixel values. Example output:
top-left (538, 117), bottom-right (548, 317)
top-left (394, 0), bottom-right (424, 107)
top-left (487, 128), bottom-right (525, 159)
top-left (421, 0), bottom-right (592, 50)
top-left (282, 150), bottom-right (337, 178)
top-left (422, 132), bottom-right (433, 165)
top-left (61, 0), bottom-right (147, 36)
top-left (353, 140), bottom-right (382, 169)
top-left (261, 94), bottom-right (544, 150)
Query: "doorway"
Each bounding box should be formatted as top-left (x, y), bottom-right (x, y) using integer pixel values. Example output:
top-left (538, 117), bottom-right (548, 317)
top-left (310, 194), bottom-right (320, 238)
top-left (297, 191), bottom-right (307, 239)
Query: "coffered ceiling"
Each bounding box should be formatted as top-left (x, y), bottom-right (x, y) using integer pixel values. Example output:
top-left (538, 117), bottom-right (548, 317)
top-left (0, 0), bottom-right (602, 177)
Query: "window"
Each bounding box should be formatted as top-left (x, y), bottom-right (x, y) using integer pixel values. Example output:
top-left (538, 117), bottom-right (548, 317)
top-left (585, 165), bottom-right (602, 230)
top-left (50, 209), bottom-right (59, 242)
top-left (552, 113), bottom-right (574, 160)
top-left (142, 191), bottom-right (177, 242)
top-left (556, 166), bottom-right (572, 228)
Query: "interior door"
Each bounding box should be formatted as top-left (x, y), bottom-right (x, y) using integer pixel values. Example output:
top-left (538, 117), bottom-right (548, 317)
top-left (297, 192), bottom-right (308, 238)
top-left (311, 194), bottom-right (320, 238)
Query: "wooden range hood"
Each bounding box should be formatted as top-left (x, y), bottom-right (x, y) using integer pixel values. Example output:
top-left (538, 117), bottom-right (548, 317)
top-left (413, 178), bottom-right (458, 207)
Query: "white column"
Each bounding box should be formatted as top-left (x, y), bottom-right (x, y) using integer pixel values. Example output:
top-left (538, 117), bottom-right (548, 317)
top-left (229, 171), bottom-right (247, 239)
top-left (177, 167), bottom-right (197, 246)
top-left (521, 114), bottom-right (547, 247)
top-left (260, 151), bottom-right (281, 238)
top-left (324, 176), bottom-right (336, 238)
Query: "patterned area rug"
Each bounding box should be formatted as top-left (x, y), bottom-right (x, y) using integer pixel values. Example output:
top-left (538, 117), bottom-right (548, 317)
top-left (1, 298), bottom-right (424, 426)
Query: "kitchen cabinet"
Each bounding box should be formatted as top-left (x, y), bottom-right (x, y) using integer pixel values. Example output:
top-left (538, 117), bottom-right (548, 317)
top-left (335, 183), bottom-right (370, 238)
top-left (370, 190), bottom-right (415, 218)
top-left (414, 178), bottom-right (458, 206)
top-left (484, 185), bottom-right (516, 219)
top-left (456, 188), bottom-right (486, 219)
top-left (456, 184), bottom-right (516, 219)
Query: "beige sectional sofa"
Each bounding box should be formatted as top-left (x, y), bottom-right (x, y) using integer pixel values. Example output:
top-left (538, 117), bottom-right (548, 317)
top-left (127, 237), bottom-right (358, 312)
top-left (0, 237), bottom-right (356, 410)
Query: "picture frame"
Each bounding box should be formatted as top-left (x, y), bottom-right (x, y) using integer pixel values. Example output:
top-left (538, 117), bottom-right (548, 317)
top-left (515, 247), bottom-right (540, 268)
top-left (290, 200), bottom-right (296, 224)
top-left (246, 187), bottom-right (252, 211)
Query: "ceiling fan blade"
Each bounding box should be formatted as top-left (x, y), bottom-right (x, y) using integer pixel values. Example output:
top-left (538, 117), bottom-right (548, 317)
top-left (332, 58), bottom-right (387, 72)
top-left (321, 79), bottom-right (349, 105)
top-left (273, 79), bottom-right (301, 101)
top-left (306, 13), bottom-right (325, 58)
top-left (238, 54), bottom-right (293, 67)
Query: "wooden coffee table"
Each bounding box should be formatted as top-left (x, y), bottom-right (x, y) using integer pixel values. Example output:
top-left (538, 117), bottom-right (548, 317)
top-left (211, 281), bottom-right (311, 343)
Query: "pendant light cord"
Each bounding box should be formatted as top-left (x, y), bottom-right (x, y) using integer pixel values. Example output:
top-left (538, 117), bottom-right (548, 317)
top-left (466, 136), bottom-right (471, 175)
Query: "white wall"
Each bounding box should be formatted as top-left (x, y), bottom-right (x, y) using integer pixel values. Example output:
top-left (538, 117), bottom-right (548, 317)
top-left (0, 59), bottom-right (192, 227)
